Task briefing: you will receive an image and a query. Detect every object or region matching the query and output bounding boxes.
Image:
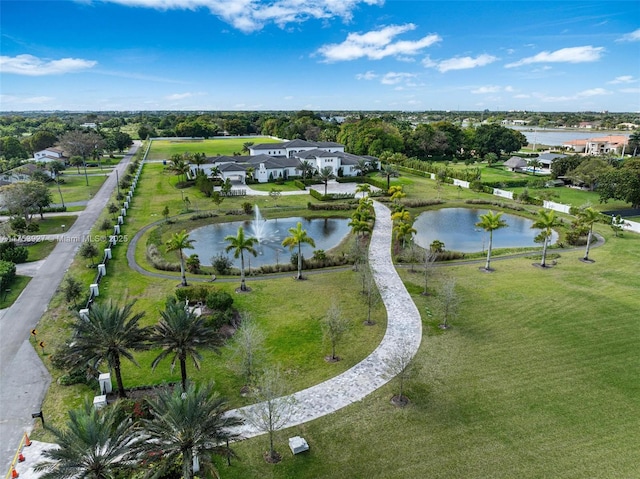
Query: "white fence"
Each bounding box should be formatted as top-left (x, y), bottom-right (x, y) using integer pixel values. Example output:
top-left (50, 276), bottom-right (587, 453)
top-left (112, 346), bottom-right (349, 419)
top-left (493, 188), bottom-right (514, 200)
top-left (543, 200), bottom-right (572, 214)
top-left (624, 219), bottom-right (640, 234)
top-left (452, 179), bottom-right (470, 188)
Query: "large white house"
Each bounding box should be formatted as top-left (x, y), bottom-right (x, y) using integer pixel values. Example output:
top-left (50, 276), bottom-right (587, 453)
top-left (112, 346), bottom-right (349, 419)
top-left (189, 139), bottom-right (378, 184)
top-left (33, 147), bottom-right (67, 163)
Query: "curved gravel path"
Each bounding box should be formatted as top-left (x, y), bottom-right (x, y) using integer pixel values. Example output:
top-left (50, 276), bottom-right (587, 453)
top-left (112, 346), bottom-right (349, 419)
top-left (227, 200), bottom-right (422, 438)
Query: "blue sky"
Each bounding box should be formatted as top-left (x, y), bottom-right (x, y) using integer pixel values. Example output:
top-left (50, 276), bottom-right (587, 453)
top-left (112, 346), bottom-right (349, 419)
top-left (1, 0), bottom-right (639, 112)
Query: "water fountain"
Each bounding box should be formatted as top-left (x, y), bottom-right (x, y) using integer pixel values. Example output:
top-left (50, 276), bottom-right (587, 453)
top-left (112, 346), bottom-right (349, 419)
top-left (251, 205), bottom-right (267, 243)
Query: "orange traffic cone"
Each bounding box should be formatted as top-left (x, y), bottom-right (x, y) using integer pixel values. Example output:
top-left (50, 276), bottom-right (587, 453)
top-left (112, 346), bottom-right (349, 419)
top-left (24, 433), bottom-right (31, 447)
top-left (11, 467), bottom-right (19, 478)
top-left (18, 453), bottom-right (25, 462)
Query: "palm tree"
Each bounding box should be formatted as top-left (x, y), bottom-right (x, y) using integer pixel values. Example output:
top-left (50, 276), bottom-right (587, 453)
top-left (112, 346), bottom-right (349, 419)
top-left (297, 159), bottom-right (315, 180)
top-left (225, 226), bottom-right (258, 291)
top-left (528, 158), bottom-right (542, 176)
top-left (209, 165), bottom-right (221, 181)
top-left (165, 230), bottom-right (195, 287)
top-left (476, 210), bottom-right (508, 271)
top-left (380, 163), bottom-right (399, 190)
top-left (191, 152), bottom-right (207, 173)
top-left (169, 154), bottom-right (189, 183)
top-left (282, 221), bottom-right (316, 280)
top-left (35, 401), bottom-right (138, 479)
top-left (354, 158), bottom-right (370, 177)
top-left (63, 300), bottom-right (150, 398)
top-left (150, 298), bottom-right (221, 391)
top-left (317, 166), bottom-right (334, 196)
top-left (355, 182), bottom-right (371, 198)
top-left (531, 209), bottom-right (557, 267)
top-left (578, 207), bottom-right (600, 262)
top-left (137, 382), bottom-right (243, 479)
top-left (393, 221), bottom-right (417, 249)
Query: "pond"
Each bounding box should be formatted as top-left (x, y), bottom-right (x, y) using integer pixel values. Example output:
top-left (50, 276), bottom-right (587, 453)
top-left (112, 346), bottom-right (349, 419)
top-left (188, 212), bottom-right (351, 267)
top-left (413, 208), bottom-right (559, 253)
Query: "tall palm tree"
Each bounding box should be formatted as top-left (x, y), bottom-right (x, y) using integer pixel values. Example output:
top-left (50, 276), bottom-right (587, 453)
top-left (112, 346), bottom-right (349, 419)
top-left (531, 209), bottom-right (557, 267)
top-left (225, 226), bottom-right (258, 291)
top-left (380, 163), bottom-right (399, 190)
top-left (137, 382), bottom-right (243, 479)
top-left (63, 300), bottom-right (150, 398)
top-left (166, 230), bottom-right (195, 286)
top-left (393, 221), bottom-right (417, 249)
top-left (578, 207), bottom-right (600, 261)
top-left (150, 298), bottom-right (221, 391)
top-left (317, 166), bottom-right (334, 196)
top-left (169, 154), bottom-right (189, 183)
top-left (35, 401), bottom-right (138, 479)
top-left (282, 221), bottom-right (316, 280)
top-left (191, 152), bottom-right (207, 173)
top-left (476, 210), bottom-right (509, 271)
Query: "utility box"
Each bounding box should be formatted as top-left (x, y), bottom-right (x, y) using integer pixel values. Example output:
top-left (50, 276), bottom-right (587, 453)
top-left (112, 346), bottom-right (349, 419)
top-left (93, 395), bottom-right (107, 410)
top-left (98, 373), bottom-right (112, 395)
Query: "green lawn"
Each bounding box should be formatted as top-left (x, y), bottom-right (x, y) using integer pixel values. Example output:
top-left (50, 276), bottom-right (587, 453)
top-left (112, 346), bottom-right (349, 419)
top-left (51, 173), bottom-right (109, 203)
top-left (508, 185), bottom-right (631, 211)
top-left (24, 240), bottom-right (57, 261)
top-left (146, 137), bottom-right (281, 160)
top-left (212, 226), bottom-right (640, 478)
top-left (0, 275), bottom-right (31, 308)
top-left (31, 215), bottom-right (78, 234)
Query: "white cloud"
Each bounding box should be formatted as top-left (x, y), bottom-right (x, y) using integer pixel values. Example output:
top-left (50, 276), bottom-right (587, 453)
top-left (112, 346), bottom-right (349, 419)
top-left (165, 92), bottom-right (194, 100)
top-left (381, 72), bottom-right (416, 85)
top-left (317, 24), bottom-right (441, 62)
top-left (505, 46), bottom-right (604, 68)
top-left (356, 71), bottom-right (378, 80)
top-left (102, 0), bottom-right (384, 33)
top-left (608, 75), bottom-right (637, 84)
top-left (426, 54), bottom-right (498, 73)
top-left (0, 54), bottom-right (97, 75)
top-left (619, 87), bottom-right (640, 94)
top-left (471, 85), bottom-right (501, 94)
top-left (532, 88), bottom-right (611, 103)
top-left (617, 28), bottom-right (640, 42)
top-left (0, 94), bottom-right (55, 105)
top-left (577, 88), bottom-right (610, 97)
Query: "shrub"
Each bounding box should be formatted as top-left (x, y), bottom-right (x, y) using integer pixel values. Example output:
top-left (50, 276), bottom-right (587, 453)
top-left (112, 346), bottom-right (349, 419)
top-left (174, 285), bottom-right (214, 304)
top-left (0, 241), bottom-right (28, 263)
top-left (206, 290), bottom-right (234, 311)
top-left (211, 253), bottom-right (233, 275)
top-left (242, 202), bottom-right (254, 214)
top-left (294, 180), bottom-right (306, 190)
top-left (146, 244), bottom-right (180, 272)
top-left (0, 260), bottom-right (17, 287)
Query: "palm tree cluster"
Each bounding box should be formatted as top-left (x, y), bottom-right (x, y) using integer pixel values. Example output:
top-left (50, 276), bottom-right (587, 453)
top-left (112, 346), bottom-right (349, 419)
top-left (349, 196), bottom-right (375, 240)
top-left (388, 186), bottom-right (416, 250)
top-left (35, 383), bottom-right (241, 479)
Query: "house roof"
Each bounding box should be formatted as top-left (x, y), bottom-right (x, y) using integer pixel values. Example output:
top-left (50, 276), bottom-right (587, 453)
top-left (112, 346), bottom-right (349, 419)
top-left (586, 135), bottom-right (629, 145)
top-left (296, 148), bottom-right (337, 159)
top-left (503, 156), bottom-right (528, 168)
top-left (218, 162), bottom-right (247, 172)
top-left (283, 139), bottom-right (316, 148)
top-left (538, 153), bottom-right (566, 161)
top-left (250, 143), bottom-right (286, 150)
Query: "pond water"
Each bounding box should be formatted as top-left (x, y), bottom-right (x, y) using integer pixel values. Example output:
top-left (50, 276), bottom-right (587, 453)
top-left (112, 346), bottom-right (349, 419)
top-left (413, 208), bottom-right (559, 253)
top-left (188, 216), bottom-right (351, 267)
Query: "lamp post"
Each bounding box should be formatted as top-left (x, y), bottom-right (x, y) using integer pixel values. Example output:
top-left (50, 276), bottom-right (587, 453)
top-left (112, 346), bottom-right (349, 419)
top-left (115, 168), bottom-right (120, 196)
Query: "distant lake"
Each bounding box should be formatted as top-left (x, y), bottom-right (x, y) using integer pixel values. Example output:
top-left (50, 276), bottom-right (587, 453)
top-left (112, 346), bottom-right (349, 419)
top-left (508, 127), bottom-right (629, 147)
top-left (414, 208), bottom-right (559, 253)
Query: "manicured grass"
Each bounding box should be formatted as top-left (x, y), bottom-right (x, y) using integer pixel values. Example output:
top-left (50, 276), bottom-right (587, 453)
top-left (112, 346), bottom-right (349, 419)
top-left (0, 275), bottom-right (31, 308)
top-left (248, 181), bottom-right (304, 192)
top-left (211, 226), bottom-right (640, 478)
top-left (508, 186), bottom-right (631, 211)
top-left (146, 137), bottom-right (281, 160)
top-left (24, 240), bottom-right (57, 261)
top-left (51, 173), bottom-right (109, 203)
top-left (31, 215), bottom-right (78, 235)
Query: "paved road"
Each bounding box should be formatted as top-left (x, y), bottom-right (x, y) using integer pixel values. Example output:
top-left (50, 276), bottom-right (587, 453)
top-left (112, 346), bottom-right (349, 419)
top-left (0, 143), bottom-right (139, 474)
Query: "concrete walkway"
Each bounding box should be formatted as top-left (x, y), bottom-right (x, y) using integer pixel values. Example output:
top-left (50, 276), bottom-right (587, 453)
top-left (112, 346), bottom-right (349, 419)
top-left (228, 200), bottom-right (422, 436)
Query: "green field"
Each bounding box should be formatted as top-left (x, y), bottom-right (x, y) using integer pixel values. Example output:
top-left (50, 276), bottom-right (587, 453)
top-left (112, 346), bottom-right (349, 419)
top-left (146, 137), bottom-right (282, 160)
top-left (51, 173), bottom-right (109, 204)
